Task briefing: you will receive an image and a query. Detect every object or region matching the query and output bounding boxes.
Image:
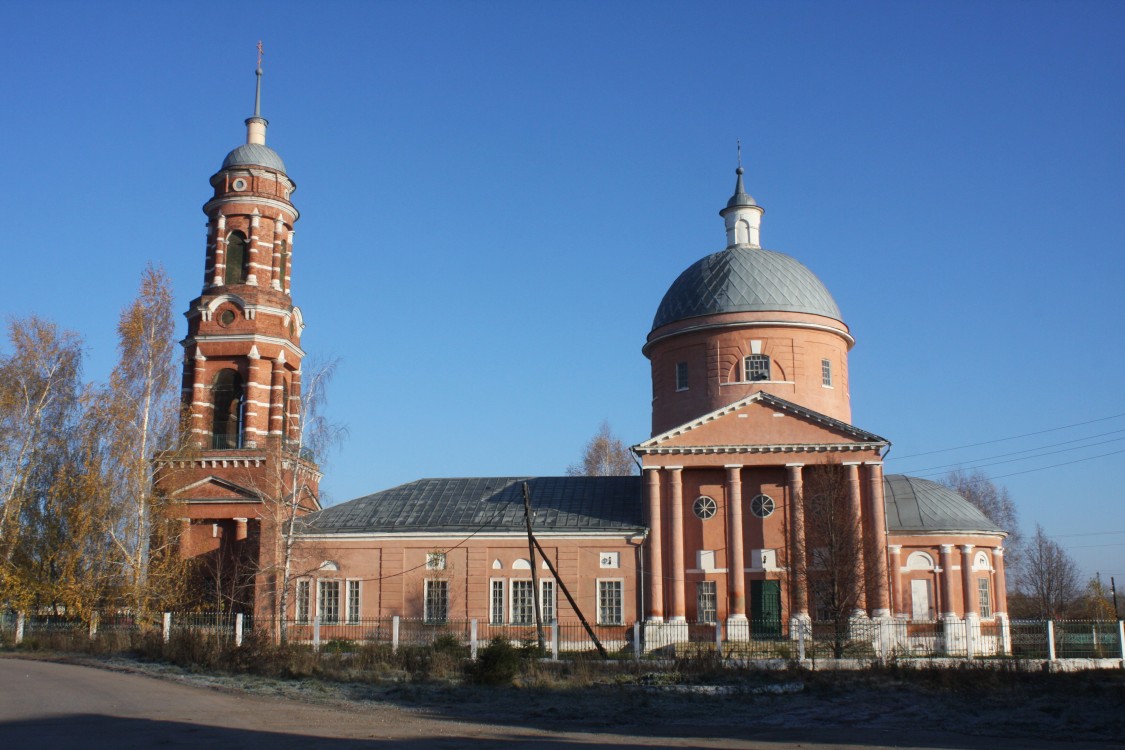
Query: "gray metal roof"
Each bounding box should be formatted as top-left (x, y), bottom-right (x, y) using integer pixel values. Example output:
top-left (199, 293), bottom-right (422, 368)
top-left (724, 167), bottom-right (757, 209)
top-left (883, 475), bottom-right (1005, 535)
top-left (651, 246), bottom-right (843, 331)
top-left (221, 143), bottom-right (287, 173)
top-left (295, 476), bottom-right (645, 535)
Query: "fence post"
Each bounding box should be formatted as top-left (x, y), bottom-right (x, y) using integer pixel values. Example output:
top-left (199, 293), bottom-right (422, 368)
top-left (633, 621), bottom-right (641, 661)
top-left (1117, 620), bottom-right (1124, 663)
top-left (551, 621), bottom-right (559, 661)
top-left (715, 621), bottom-right (723, 658)
top-left (470, 618), bottom-right (478, 660)
top-left (312, 616), bottom-right (321, 652)
top-left (89, 612), bottom-right (99, 640)
top-left (798, 622), bottom-right (806, 662)
top-left (392, 615), bottom-right (400, 653)
top-left (162, 612), bottom-right (172, 643)
top-left (235, 613), bottom-right (244, 648)
top-left (966, 619), bottom-right (975, 660)
top-left (1046, 620), bottom-right (1056, 661)
top-left (15, 612), bottom-right (25, 645)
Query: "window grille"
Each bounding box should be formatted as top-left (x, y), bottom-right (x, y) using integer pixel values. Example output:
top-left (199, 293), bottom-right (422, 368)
top-left (490, 580), bottom-right (505, 625)
top-left (697, 581), bottom-right (717, 623)
top-left (978, 578), bottom-right (992, 619)
top-left (318, 580), bottom-right (340, 624)
top-left (295, 580), bottom-right (310, 623)
top-left (424, 580), bottom-right (448, 623)
top-left (821, 358), bottom-right (832, 387)
top-left (598, 580), bottom-right (623, 625)
top-left (511, 580), bottom-right (535, 625)
top-left (346, 580), bottom-right (361, 623)
top-left (426, 552), bottom-right (446, 570)
top-left (744, 354), bottom-right (771, 382)
top-left (541, 580), bottom-right (556, 624)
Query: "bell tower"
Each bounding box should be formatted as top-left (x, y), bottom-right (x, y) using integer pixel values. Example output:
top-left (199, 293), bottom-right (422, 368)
top-left (156, 56), bottom-right (320, 617)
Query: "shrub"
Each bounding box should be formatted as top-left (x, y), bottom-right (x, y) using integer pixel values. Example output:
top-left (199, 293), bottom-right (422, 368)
top-left (468, 637), bottom-right (521, 686)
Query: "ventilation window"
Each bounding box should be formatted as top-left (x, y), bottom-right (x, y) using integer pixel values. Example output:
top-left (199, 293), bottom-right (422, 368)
top-left (693, 496), bottom-right (717, 520)
top-left (211, 369), bottom-right (244, 449)
top-left (675, 361), bottom-right (689, 391)
top-left (750, 494), bottom-right (775, 519)
top-left (821, 358), bottom-right (832, 387)
top-left (744, 354), bottom-right (771, 382)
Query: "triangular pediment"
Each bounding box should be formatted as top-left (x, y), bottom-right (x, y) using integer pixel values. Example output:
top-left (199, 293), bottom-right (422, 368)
top-left (635, 392), bottom-right (888, 455)
top-left (170, 476), bottom-right (263, 503)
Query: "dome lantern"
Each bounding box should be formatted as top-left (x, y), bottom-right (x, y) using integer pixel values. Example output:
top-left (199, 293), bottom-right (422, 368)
top-left (719, 166), bottom-right (764, 248)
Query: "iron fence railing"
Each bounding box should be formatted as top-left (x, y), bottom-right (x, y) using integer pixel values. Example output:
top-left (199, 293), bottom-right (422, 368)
top-left (2, 610), bottom-right (1122, 663)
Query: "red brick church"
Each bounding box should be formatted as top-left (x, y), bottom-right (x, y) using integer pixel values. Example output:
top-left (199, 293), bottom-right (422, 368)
top-left (158, 68), bottom-right (1009, 642)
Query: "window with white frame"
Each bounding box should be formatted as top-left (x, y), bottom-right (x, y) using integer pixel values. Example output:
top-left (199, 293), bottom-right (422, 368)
top-left (821, 358), bottom-right (832, 387)
top-left (598, 580), bottom-right (623, 625)
top-left (978, 578), bottom-right (992, 619)
top-left (490, 579), bottom-right (505, 625)
top-left (426, 552), bottom-right (446, 571)
top-left (511, 579), bottom-right (535, 625)
top-left (541, 579), bottom-right (556, 624)
top-left (744, 354), bottom-right (771, 381)
top-left (318, 580), bottom-right (340, 624)
top-left (424, 579), bottom-right (448, 623)
top-left (675, 361), bottom-right (689, 391)
top-left (346, 580), bottom-right (361, 623)
top-left (697, 581), bottom-right (717, 623)
top-left (295, 579), bottom-right (311, 623)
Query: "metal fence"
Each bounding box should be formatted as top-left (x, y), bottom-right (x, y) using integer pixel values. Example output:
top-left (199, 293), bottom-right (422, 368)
top-left (2, 611), bottom-right (1123, 665)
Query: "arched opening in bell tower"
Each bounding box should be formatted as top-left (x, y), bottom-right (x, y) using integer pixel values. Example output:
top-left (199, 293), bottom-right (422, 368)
top-left (224, 231), bottom-right (249, 286)
top-left (211, 369), bottom-right (245, 449)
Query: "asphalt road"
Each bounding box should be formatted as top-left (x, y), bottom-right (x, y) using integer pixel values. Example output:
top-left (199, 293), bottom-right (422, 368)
top-left (0, 657), bottom-right (1118, 749)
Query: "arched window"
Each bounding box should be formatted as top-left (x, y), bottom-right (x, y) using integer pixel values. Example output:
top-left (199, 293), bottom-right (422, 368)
top-left (279, 380), bottom-right (290, 442)
top-left (224, 231), bottom-right (248, 286)
top-left (278, 238), bottom-right (289, 292)
top-left (212, 369), bottom-right (244, 449)
top-left (744, 354), bottom-right (771, 382)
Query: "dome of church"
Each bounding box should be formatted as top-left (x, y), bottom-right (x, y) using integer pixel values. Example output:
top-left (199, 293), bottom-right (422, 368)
top-left (883, 475), bottom-right (1004, 534)
top-left (222, 143), bottom-right (287, 173)
top-left (651, 246), bottom-right (843, 331)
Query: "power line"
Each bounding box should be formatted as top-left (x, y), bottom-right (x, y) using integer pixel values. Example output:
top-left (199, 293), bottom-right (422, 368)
top-left (886, 412), bottom-right (1125, 461)
top-left (983, 448), bottom-right (1125, 482)
top-left (895, 428), bottom-right (1125, 475)
top-left (1053, 530), bottom-right (1125, 539)
top-left (909, 436), bottom-right (1125, 479)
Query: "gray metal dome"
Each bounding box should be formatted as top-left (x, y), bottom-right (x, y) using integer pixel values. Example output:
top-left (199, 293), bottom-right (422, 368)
top-left (883, 475), bottom-right (1005, 534)
top-left (221, 143), bottom-right (287, 173)
top-left (651, 246), bottom-right (843, 331)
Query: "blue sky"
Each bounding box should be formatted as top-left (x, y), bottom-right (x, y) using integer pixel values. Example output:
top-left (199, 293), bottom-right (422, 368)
top-left (2, 1), bottom-right (1123, 583)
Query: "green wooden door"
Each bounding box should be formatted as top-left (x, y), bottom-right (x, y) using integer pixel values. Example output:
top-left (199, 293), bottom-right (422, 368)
top-left (750, 580), bottom-right (782, 638)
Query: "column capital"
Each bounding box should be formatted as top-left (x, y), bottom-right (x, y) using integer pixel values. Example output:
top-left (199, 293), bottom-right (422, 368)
top-left (960, 543), bottom-right (974, 554)
top-left (784, 462), bottom-right (805, 468)
top-left (864, 461), bottom-right (884, 466)
top-left (940, 543), bottom-right (955, 553)
top-left (724, 464), bottom-right (743, 469)
top-left (993, 547), bottom-right (1005, 557)
top-left (665, 465), bottom-right (683, 471)
top-left (888, 544), bottom-right (902, 553)
top-left (841, 461), bottom-right (862, 466)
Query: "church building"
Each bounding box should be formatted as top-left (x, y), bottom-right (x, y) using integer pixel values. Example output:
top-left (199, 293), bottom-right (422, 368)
top-left (159, 69), bottom-right (1010, 645)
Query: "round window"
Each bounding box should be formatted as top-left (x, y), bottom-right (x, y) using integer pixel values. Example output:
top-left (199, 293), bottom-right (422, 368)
top-left (750, 494), bottom-right (775, 519)
top-left (232, 178), bottom-right (247, 191)
top-left (693, 496), bottom-right (717, 520)
top-left (219, 310), bottom-right (236, 326)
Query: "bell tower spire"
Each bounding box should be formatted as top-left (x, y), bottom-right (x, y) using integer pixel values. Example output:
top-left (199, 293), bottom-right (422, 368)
top-left (247, 41), bottom-right (268, 146)
top-left (719, 143), bottom-right (764, 248)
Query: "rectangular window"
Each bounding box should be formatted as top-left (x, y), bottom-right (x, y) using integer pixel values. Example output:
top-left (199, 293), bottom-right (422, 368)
top-left (540, 579), bottom-right (556, 624)
top-left (426, 552), bottom-right (446, 570)
top-left (295, 579), bottom-right (311, 623)
top-left (346, 580), bottom-right (361, 623)
top-left (978, 578), bottom-right (992, 619)
top-left (424, 579), bottom-right (448, 623)
top-left (318, 580), bottom-right (340, 624)
top-left (697, 581), bottom-right (717, 623)
top-left (597, 580), bottom-right (624, 625)
top-left (821, 358), bottom-right (832, 387)
top-left (675, 361), bottom-right (689, 391)
top-left (744, 354), bottom-right (771, 382)
top-left (490, 579), bottom-right (505, 625)
top-left (511, 580), bottom-right (535, 625)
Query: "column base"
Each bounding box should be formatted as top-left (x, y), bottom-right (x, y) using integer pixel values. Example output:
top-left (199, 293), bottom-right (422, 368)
top-left (642, 621), bottom-right (690, 654)
top-left (726, 615), bottom-right (749, 641)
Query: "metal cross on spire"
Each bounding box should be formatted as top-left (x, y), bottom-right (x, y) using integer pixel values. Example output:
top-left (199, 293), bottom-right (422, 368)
top-left (257, 40), bottom-right (264, 70)
top-left (737, 139), bottom-right (742, 170)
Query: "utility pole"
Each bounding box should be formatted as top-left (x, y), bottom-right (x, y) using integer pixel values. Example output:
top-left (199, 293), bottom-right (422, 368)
top-left (1112, 576), bottom-right (1119, 618)
top-left (523, 483), bottom-right (546, 653)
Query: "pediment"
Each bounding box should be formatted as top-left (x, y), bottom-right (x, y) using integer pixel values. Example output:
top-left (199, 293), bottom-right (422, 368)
top-left (170, 476), bottom-right (263, 503)
top-left (635, 392), bottom-right (888, 455)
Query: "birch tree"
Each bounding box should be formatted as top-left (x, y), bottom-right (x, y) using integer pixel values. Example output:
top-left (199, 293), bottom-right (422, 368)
top-left (566, 421), bottom-right (637, 476)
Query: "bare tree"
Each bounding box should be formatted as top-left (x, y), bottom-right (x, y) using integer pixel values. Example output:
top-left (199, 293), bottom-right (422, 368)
top-left (800, 463), bottom-right (867, 656)
top-left (1073, 574), bottom-right (1117, 620)
top-left (941, 468), bottom-right (1022, 581)
top-left (273, 359), bottom-right (345, 642)
top-left (1017, 524), bottom-right (1079, 618)
top-left (566, 421), bottom-right (637, 476)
